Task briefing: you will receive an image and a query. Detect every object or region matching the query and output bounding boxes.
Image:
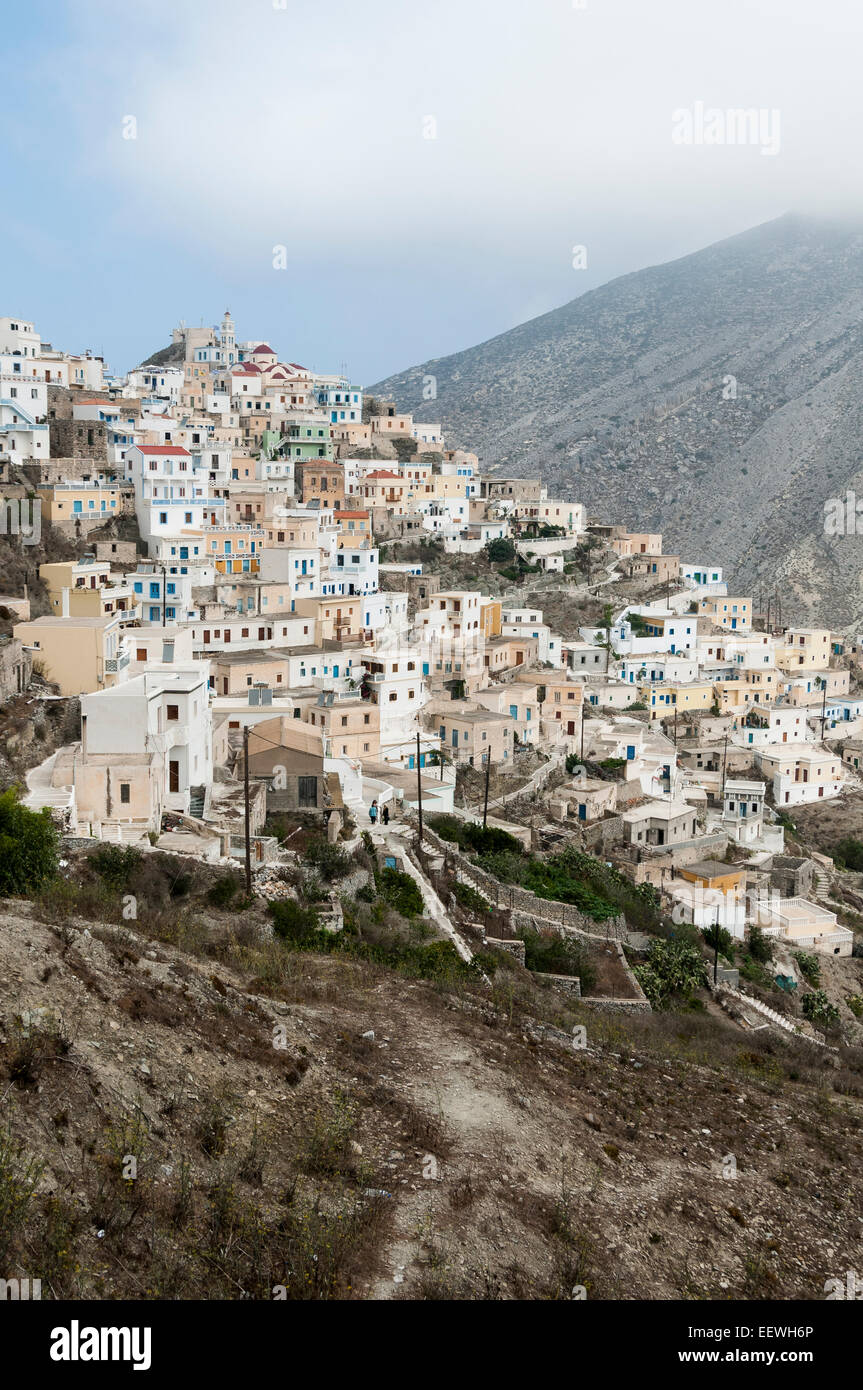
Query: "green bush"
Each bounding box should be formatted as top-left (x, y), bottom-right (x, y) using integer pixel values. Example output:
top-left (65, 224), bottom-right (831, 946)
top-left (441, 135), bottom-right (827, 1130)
top-left (634, 939), bottom-right (708, 1009)
top-left (794, 950), bottom-right (821, 986)
top-left (269, 899), bottom-right (321, 946)
top-left (378, 867), bottom-right (424, 918)
top-left (207, 872), bottom-right (244, 909)
top-left (801, 989), bottom-right (839, 1030)
top-left (519, 929), bottom-right (596, 992)
top-left (485, 537), bottom-right (516, 563)
top-left (453, 881), bottom-right (491, 914)
top-left (0, 789), bottom-right (60, 897)
top-left (89, 842), bottom-right (144, 890)
top-left (305, 834), bottom-right (351, 882)
top-left (747, 923), bottom-right (774, 963)
top-left (834, 837), bottom-right (863, 870)
top-left (702, 923), bottom-right (734, 959)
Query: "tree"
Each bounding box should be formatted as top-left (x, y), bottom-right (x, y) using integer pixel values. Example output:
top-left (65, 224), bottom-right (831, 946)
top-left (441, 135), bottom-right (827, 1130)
top-left (0, 789), bottom-right (60, 897)
top-left (485, 537), bottom-right (516, 564)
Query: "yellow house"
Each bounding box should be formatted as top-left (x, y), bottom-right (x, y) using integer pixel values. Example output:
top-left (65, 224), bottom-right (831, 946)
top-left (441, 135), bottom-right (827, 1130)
top-left (40, 560), bottom-right (140, 621)
top-left (480, 599), bottom-right (502, 638)
top-left (37, 483), bottom-right (133, 526)
top-left (641, 679), bottom-right (715, 720)
top-left (184, 526), bottom-right (264, 574)
top-left (13, 614), bottom-right (128, 695)
top-left (333, 510), bottom-right (372, 547)
top-left (293, 595), bottom-right (365, 643)
top-left (678, 860), bottom-right (745, 895)
top-left (697, 596), bottom-right (751, 631)
top-left (775, 628), bottom-right (832, 672)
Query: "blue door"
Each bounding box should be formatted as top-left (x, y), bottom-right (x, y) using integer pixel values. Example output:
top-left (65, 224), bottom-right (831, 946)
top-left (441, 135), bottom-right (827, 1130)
top-left (578, 804), bottom-right (586, 821)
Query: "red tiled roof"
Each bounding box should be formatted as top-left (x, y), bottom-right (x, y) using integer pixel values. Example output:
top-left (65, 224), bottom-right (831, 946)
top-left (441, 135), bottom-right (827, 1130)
top-left (249, 344), bottom-right (275, 354)
top-left (366, 470), bottom-right (400, 480)
top-left (135, 444), bottom-right (190, 456)
top-left (336, 510), bottom-right (369, 519)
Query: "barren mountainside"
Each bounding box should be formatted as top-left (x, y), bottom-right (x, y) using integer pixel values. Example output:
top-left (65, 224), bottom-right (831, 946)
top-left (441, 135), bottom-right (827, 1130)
top-left (371, 214), bottom-right (863, 632)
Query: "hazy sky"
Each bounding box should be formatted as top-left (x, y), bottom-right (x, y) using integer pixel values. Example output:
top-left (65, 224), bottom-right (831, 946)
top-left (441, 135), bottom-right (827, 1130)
top-left (4, 0), bottom-right (861, 381)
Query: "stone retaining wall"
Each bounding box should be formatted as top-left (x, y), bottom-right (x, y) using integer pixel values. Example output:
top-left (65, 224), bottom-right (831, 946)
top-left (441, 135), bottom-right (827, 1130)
top-left (422, 824), bottom-right (628, 940)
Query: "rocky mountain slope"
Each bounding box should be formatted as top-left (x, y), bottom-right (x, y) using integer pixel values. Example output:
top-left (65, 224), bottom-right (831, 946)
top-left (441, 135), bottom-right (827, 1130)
top-left (2, 858), bottom-right (863, 1300)
top-left (371, 214), bottom-right (863, 632)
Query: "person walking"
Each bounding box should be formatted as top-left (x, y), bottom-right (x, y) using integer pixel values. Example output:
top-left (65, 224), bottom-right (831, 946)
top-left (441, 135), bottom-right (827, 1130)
top-left (369, 800), bottom-right (378, 826)
top-left (381, 803), bottom-right (390, 826)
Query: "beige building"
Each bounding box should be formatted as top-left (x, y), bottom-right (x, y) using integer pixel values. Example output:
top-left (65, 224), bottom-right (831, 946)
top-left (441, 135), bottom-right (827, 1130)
top-left (14, 614), bottom-right (128, 695)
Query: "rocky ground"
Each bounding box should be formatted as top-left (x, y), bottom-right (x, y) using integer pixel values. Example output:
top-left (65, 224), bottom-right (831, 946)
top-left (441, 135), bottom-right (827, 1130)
top-left (2, 885), bottom-right (863, 1301)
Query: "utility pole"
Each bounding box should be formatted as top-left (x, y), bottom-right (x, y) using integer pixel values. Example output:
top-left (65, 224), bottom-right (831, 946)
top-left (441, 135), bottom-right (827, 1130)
top-left (821, 681), bottom-right (827, 741)
top-left (674, 705), bottom-right (678, 748)
top-left (243, 725), bottom-right (252, 898)
top-left (721, 730), bottom-right (729, 800)
top-left (161, 565), bottom-right (167, 627)
top-left (415, 730), bottom-right (423, 847)
top-left (580, 699), bottom-right (585, 763)
top-left (482, 749), bottom-right (492, 830)
top-left (713, 908), bottom-right (720, 985)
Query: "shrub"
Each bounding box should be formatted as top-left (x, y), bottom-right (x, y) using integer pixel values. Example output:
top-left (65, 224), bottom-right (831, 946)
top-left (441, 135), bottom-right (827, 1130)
top-left (206, 871), bottom-right (244, 909)
top-left (305, 834), bottom-right (351, 882)
top-left (269, 898), bottom-right (321, 946)
top-left (378, 867), bottom-right (424, 918)
top-left (702, 924), bottom-right (734, 959)
top-left (835, 837), bottom-right (863, 870)
top-left (0, 789), bottom-right (59, 897)
top-left (794, 950), bottom-right (821, 986)
top-left (89, 843), bottom-right (143, 891)
top-left (633, 939), bottom-right (707, 1009)
top-left (801, 990), bottom-right (840, 1031)
top-left (453, 881), bottom-right (491, 914)
top-left (747, 923), bottom-right (774, 963)
top-left (485, 537), bottom-right (516, 563)
top-left (520, 928), bottom-right (596, 992)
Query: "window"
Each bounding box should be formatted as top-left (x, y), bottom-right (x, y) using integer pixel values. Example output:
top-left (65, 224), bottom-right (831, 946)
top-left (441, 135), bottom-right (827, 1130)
top-left (166, 704), bottom-right (179, 721)
top-left (120, 783), bottom-right (131, 804)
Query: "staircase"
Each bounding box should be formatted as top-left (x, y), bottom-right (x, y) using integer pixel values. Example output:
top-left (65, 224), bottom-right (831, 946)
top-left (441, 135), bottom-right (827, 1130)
top-left (188, 789), bottom-right (205, 819)
top-left (715, 983), bottom-right (836, 1050)
top-left (813, 867), bottom-right (831, 901)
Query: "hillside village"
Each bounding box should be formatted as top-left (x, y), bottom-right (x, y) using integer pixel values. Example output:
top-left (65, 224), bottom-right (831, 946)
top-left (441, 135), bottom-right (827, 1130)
top-left (3, 308), bottom-right (863, 1300)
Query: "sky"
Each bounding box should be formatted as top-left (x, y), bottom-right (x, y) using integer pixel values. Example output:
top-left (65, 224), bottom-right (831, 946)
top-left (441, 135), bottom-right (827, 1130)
top-left (3, 0), bottom-right (863, 383)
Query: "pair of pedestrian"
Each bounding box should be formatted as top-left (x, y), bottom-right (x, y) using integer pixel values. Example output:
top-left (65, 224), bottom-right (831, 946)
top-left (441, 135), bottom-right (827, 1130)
top-left (368, 800), bottom-right (390, 826)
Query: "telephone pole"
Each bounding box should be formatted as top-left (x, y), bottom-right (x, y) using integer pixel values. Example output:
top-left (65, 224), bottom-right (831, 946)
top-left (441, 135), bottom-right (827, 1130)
top-left (243, 725), bottom-right (252, 897)
top-left (821, 681), bottom-right (827, 741)
top-left (482, 750), bottom-right (492, 830)
top-left (721, 730), bottom-right (729, 801)
top-left (415, 731), bottom-right (423, 847)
